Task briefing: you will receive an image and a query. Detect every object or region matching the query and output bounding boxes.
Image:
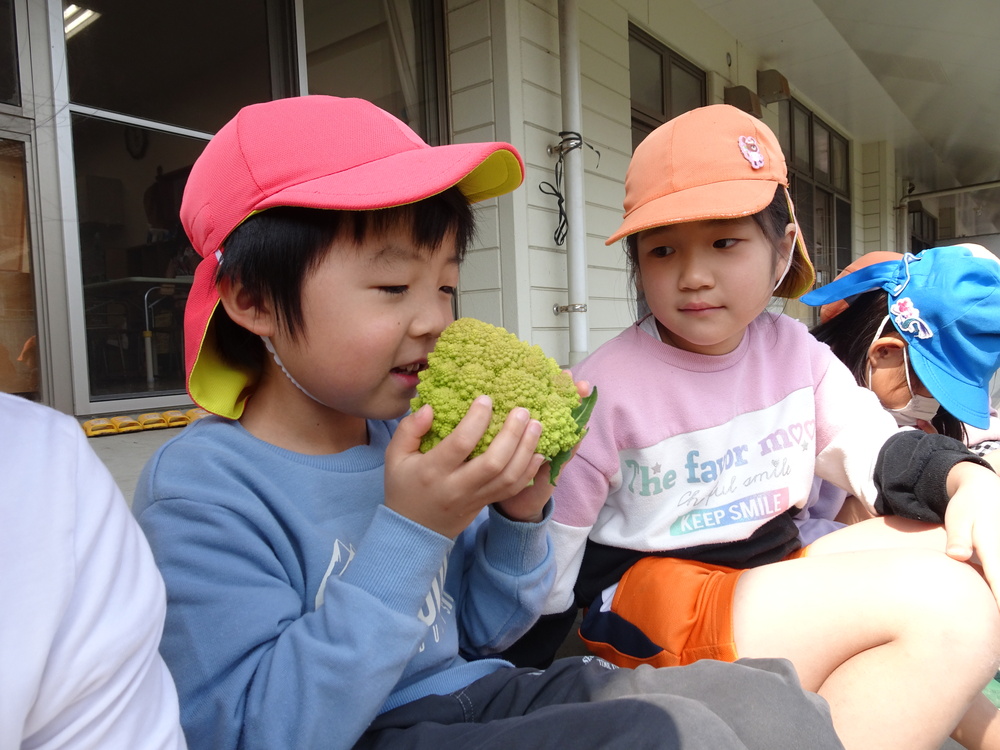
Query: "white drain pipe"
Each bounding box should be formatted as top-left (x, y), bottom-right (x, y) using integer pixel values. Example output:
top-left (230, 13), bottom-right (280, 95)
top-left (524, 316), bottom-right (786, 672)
top-left (557, 0), bottom-right (590, 366)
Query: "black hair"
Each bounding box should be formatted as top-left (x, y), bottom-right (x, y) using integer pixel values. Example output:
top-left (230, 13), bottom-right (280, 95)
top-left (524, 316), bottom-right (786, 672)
top-left (623, 185), bottom-right (804, 314)
top-left (810, 289), bottom-right (966, 441)
top-left (213, 185), bottom-right (475, 372)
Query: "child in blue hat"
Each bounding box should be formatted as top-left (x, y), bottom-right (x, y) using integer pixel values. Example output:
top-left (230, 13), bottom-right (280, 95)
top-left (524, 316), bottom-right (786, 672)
top-left (806, 244), bottom-right (1000, 438)
top-left (800, 244), bottom-right (1000, 743)
top-left (802, 243), bottom-right (1000, 530)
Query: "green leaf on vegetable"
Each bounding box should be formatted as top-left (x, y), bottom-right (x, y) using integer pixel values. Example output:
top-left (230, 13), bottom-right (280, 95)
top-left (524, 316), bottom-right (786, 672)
top-left (548, 386), bottom-right (598, 485)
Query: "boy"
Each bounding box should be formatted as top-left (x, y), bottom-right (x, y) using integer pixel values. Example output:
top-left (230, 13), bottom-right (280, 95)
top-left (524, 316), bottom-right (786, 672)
top-left (132, 95), bottom-right (844, 750)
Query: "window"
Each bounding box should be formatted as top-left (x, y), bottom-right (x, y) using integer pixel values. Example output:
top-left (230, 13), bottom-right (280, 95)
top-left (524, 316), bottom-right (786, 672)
top-left (0, 137), bottom-right (39, 399)
top-left (629, 25), bottom-right (706, 152)
top-left (65, 0), bottom-right (285, 402)
top-left (65, 0), bottom-right (447, 405)
top-left (777, 99), bottom-right (851, 317)
top-left (908, 203), bottom-right (938, 253)
top-left (1, 0), bottom-right (18, 107)
top-left (303, 0), bottom-right (446, 144)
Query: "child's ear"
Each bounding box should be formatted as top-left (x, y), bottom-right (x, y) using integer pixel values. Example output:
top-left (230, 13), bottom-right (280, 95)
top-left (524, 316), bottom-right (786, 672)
top-left (218, 276), bottom-right (277, 337)
top-left (867, 336), bottom-right (906, 372)
top-left (774, 223), bottom-right (797, 285)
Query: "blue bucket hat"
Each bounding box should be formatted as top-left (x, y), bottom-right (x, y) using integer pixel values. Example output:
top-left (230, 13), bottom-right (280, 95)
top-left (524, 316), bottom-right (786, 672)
top-left (801, 243), bottom-right (1000, 429)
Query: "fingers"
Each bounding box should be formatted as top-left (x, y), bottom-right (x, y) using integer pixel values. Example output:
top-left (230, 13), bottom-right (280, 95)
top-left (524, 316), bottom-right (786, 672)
top-left (561, 370), bottom-right (591, 399)
top-left (424, 396), bottom-right (544, 492)
top-left (481, 407), bottom-right (540, 463)
top-left (434, 395), bottom-right (497, 461)
top-left (386, 404), bottom-right (432, 462)
top-left (945, 519), bottom-right (974, 562)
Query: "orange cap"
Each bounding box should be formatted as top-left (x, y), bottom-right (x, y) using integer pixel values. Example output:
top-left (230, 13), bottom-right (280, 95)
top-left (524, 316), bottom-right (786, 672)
top-left (817, 251), bottom-right (903, 323)
top-left (606, 104), bottom-right (814, 298)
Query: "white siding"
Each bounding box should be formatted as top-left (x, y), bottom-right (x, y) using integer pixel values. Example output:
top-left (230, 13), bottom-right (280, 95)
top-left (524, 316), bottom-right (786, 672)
top-left (447, 0), bottom-right (902, 366)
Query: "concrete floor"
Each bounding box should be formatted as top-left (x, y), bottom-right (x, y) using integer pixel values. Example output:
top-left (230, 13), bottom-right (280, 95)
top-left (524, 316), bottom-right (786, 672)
top-left (88, 425), bottom-right (179, 506)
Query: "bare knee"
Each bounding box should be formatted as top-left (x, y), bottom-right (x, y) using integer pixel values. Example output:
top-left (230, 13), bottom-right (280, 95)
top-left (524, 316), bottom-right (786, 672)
top-left (887, 551), bottom-right (1000, 666)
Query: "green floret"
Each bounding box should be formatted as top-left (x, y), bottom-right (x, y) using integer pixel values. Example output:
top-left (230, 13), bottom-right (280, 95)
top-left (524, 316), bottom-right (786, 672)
top-left (411, 317), bottom-right (597, 484)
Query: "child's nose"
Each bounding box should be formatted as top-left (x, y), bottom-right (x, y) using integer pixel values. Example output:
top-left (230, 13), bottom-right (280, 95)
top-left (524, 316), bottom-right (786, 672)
top-left (411, 298), bottom-right (453, 338)
top-left (677, 253), bottom-right (713, 290)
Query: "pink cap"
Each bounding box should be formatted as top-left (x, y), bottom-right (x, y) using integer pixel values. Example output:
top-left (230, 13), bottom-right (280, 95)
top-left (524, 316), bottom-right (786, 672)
top-left (181, 96), bottom-right (525, 418)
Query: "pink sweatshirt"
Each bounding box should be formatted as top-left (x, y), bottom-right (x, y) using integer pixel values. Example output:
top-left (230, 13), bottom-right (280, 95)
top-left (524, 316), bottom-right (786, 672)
top-left (545, 313), bottom-right (899, 614)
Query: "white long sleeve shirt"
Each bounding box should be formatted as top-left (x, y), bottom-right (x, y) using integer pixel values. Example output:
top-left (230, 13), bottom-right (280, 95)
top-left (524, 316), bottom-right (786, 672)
top-left (0, 393), bottom-right (186, 750)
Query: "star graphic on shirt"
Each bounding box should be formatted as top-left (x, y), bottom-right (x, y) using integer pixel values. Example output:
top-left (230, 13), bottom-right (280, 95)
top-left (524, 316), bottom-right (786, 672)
top-left (652, 463), bottom-right (661, 474)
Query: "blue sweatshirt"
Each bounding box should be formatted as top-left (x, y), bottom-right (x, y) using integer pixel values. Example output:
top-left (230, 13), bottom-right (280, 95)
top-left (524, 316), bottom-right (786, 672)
top-left (133, 417), bottom-right (554, 750)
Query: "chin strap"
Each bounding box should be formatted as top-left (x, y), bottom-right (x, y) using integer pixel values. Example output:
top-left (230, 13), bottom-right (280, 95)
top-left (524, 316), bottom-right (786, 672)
top-left (772, 186), bottom-right (797, 293)
top-left (261, 335), bottom-right (325, 405)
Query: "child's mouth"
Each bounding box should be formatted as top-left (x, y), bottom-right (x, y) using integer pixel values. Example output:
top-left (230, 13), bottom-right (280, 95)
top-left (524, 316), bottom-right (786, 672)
top-left (392, 362), bottom-right (427, 387)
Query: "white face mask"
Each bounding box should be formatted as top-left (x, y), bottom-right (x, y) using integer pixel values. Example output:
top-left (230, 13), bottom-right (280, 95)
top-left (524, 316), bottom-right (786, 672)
top-left (887, 392), bottom-right (941, 427)
top-left (867, 315), bottom-right (940, 427)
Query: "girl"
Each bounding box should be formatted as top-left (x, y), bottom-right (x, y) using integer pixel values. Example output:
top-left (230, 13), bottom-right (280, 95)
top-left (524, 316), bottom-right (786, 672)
top-left (546, 104), bottom-right (1000, 750)
top-left (806, 245), bottom-right (1000, 469)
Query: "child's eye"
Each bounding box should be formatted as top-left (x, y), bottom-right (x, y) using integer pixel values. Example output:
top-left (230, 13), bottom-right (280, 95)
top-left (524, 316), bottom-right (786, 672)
top-left (379, 286), bottom-right (408, 295)
top-left (649, 246), bottom-right (675, 258)
top-left (713, 238), bottom-right (738, 249)
top-left (440, 286), bottom-right (457, 296)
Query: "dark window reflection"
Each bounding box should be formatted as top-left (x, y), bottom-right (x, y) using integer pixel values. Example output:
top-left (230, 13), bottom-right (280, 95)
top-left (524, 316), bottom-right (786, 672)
top-left (64, 0), bottom-right (271, 133)
top-left (73, 115), bottom-right (206, 399)
top-left (304, 0), bottom-right (444, 143)
top-left (1, 0), bottom-right (19, 106)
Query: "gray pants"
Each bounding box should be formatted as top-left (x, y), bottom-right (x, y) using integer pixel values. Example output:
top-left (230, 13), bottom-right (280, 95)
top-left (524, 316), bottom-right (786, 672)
top-left (356, 656), bottom-right (843, 749)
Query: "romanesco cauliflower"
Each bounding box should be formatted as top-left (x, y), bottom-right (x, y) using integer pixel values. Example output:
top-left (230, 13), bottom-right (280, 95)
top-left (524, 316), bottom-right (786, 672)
top-left (411, 317), bottom-right (596, 483)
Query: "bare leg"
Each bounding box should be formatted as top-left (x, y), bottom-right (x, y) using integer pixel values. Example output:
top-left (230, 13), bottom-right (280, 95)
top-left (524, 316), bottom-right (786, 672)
top-left (802, 519), bottom-right (1000, 749)
top-left (733, 548), bottom-right (1000, 750)
top-left (954, 693), bottom-right (1000, 750)
top-left (806, 514), bottom-right (948, 556)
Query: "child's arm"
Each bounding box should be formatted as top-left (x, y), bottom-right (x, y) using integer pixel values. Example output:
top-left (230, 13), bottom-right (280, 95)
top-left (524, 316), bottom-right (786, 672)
top-left (873, 428), bottom-right (1000, 603)
top-left (453, 503), bottom-right (555, 655)
top-left (138, 494), bottom-right (452, 750)
top-left (872, 430), bottom-right (991, 523)
top-left (385, 397), bottom-right (558, 653)
top-left (385, 395), bottom-right (547, 538)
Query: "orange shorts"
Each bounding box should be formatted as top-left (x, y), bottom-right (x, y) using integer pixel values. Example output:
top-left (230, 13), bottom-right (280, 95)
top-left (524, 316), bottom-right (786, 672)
top-left (578, 548), bottom-right (808, 669)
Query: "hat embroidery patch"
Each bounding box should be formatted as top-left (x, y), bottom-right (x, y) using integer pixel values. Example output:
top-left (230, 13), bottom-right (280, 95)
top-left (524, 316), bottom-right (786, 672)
top-left (890, 297), bottom-right (933, 339)
top-left (738, 136), bottom-right (765, 169)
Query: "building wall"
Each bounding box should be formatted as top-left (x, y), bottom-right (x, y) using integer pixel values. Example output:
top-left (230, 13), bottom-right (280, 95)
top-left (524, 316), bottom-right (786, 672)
top-left (14, 0), bottom-right (908, 413)
top-left (447, 0), bottom-right (889, 367)
top-left (860, 141), bottom-right (897, 257)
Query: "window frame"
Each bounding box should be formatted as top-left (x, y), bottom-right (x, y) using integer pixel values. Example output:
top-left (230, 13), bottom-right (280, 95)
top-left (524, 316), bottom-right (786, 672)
top-left (628, 24), bottom-right (706, 150)
top-left (778, 98), bottom-right (853, 318)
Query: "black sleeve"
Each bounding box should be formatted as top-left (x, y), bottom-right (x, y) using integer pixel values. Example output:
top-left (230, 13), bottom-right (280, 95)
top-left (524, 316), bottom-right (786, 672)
top-left (874, 430), bottom-right (993, 523)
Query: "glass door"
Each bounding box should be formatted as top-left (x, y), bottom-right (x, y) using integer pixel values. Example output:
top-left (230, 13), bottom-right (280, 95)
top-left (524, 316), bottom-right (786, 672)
top-left (62, 0), bottom-right (282, 404)
top-left (0, 135), bottom-right (40, 400)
